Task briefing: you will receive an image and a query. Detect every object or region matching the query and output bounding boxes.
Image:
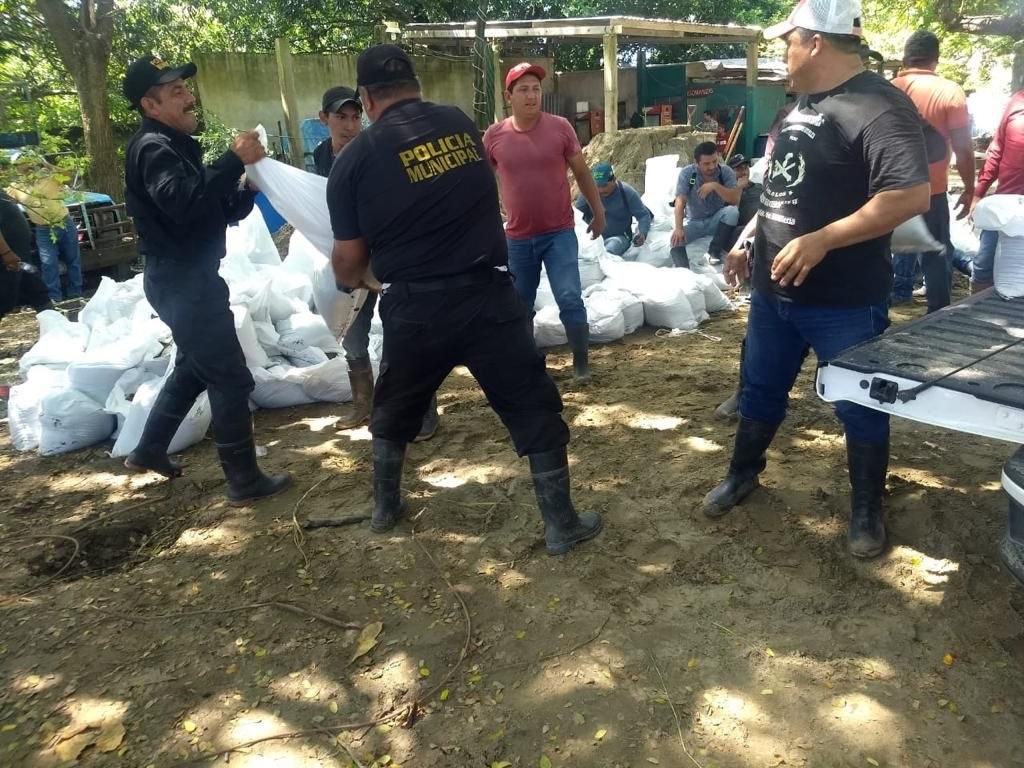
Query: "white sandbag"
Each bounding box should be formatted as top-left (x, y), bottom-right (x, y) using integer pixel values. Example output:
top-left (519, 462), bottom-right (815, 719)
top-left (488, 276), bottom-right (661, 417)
top-left (81, 322), bottom-right (163, 369)
top-left (631, 236), bottom-right (673, 268)
top-left (104, 360), bottom-right (169, 438)
top-left (598, 257), bottom-right (706, 329)
top-left (313, 261), bottom-right (360, 337)
top-left (302, 357), bottom-right (353, 402)
top-left (231, 305), bottom-right (271, 368)
top-left (277, 311), bottom-right (341, 355)
top-left (37, 388), bottom-right (116, 456)
top-left (994, 234), bottom-right (1024, 299)
top-left (973, 195), bottom-right (1024, 237)
top-left (584, 295), bottom-right (626, 343)
top-left (251, 365), bottom-right (319, 409)
top-left (535, 274), bottom-right (556, 310)
top-left (245, 157), bottom-right (333, 256)
top-left (270, 271), bottom-right (315, 317)
top-left (284, 344), bottom-right (329, 368)
top-left (643, 286), bottom-right (699, 331)
top-left (600, 285), bottom-right (644, 334)
top-left (891, 215), bottom-right (944, 254)
top-left (78, 275), bottom-right (147, 331)
top-left (693, 273), bottom-right (734, 313)
top-left (534, 305), bottom-right (567, 347)
top-left (283, 229), bottom-right (328, 278)
top-left (19, 310), bottom-right (89, 373)
top-left (578, 254), bottom-right (604, 288)
top-left (8, 366), bottom-right (67, 452)
top-left (109, 380), bottom-right (211, 458)
top-left (226, 205), bottom-right (282, 266)
top-left (642, 154), bottom-right (680, 227)
top-left (67, 362), bottom-right (133, 405)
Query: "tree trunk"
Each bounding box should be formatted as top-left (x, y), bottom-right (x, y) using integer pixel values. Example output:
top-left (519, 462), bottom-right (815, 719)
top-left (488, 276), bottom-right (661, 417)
top-left (35, 0), bottom-right (122, 201)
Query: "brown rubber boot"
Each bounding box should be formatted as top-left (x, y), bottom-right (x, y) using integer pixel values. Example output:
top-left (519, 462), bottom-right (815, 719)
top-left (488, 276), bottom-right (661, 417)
top-left (336, 357), bottom-right (374, 431)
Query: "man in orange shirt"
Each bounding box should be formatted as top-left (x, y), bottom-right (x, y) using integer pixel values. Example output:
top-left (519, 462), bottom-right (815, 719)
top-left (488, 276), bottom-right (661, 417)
top-left (890, 30), bottom-right (975, 312)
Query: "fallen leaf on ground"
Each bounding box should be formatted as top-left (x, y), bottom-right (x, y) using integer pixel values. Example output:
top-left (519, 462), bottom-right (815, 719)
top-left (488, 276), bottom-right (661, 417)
top-left (182, 720), bottom-right (197, 733)
top-left (942, 653), bottom-right (954, 666)
top-left (594, 728), bottom-right (607, 740)
top-left (539, 756), bottom-right (553, 768)
top-left (96, 722), bottom-right (126, 753)
top-left (54, 731), bottom-right (95, 762)
top-left (350, 621), bottom-right (384, 663)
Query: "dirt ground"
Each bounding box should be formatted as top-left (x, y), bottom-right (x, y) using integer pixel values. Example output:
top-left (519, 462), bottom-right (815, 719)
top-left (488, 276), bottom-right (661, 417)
top-left (1, 277), bottom-right (1023, 768)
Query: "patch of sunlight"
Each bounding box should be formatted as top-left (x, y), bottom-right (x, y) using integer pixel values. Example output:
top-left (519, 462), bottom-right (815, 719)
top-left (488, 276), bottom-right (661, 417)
top-left (682, 436), bottom-right (722, 453)
top-left (220, 710), bottom-right (347, 767)
top-left (871, 545), bottom-right (960, 605)
top-left (628, 414), bottom-right (684, 430)
top-left (270, 670), bottom-right (340, 704)
top-left (496, 568), bottom-right (530, 590)
top-left (890, 466), bottom-right (966, 491)
top-left (790, 429), bottom-right (842, 449)
top-left (528, 657), bottom-right (618, 691)
top-left (819, 691), bottom-right (896, 730)
top-left (175, 524), bottom-right (247, 553)
top-left (418, 461), bottom-right (514, 489)
top-left (293, 415), bottom-right (339, 433)
top-left (981, 480), bottom-right (1002, 492)
top-left (701, 687), bottom-right (762, 722)
top-left (572, 402), bottom-right (687, 431)
top-left (11, 670), bottom-right (62, 695)
top-left (63, 697), bottom-right (129, 730)
top-left (637, 561), bottom-right (673, 576)
top-left (335, 425), bottom-right (372, 442)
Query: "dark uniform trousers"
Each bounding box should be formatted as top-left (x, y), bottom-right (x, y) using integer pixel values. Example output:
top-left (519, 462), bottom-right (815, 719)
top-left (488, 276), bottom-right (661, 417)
top-left (372, 269), bottom-right (569, 454)
top-left (144, 254), bottom-right (254, 439)
top-left (0, 268), bottom-right (51, 320)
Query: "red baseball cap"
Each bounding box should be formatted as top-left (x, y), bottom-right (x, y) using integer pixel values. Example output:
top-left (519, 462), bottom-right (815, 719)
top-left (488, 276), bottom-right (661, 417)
top-left (505, 62), bottom-right (546, 90)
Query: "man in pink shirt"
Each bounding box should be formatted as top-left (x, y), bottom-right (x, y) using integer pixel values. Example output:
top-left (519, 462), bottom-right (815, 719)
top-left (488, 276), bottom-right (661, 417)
top-left (483, 63), bottom-right (605, 383)
top-left (970, 89), bottom-right (1024, 292)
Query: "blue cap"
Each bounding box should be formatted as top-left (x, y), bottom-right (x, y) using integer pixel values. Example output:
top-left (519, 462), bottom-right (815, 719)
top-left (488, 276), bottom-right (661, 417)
top-left (592, 161), bottom-right (614, 185)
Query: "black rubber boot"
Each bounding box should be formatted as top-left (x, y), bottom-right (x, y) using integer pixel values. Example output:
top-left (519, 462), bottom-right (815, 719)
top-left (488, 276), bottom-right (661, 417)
top-left (336, 357), bottom-right (373, 430)
top-left (371, 437), bottom-right (407, 533)
top-left (846, 438), bottom-right (889, 558)
top-left (528, 447), bottom-right (603, 555)
top-left (212, 396), bottom-right (291, 506)
top-left (703, 417), bottom-right (779, 518)
top-left (412, 394), bottom-right (440, 442)
top-left (670, 245), bottom-right (691, 269)
top-left (714, 338), bottom-right (746, 422)
top-left (707, 221), bottom-right (737, 263)
top-left (564, 323), bottom-right (592, 383)
top-left (124, 388), bottom-right (194, 478)
top-left (998, 448), bottom-right (1024, 586)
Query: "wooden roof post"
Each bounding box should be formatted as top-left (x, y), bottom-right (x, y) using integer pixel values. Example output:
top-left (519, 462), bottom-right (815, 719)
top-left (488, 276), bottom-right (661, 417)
top-left (603, 30), bottom-right (618, 134)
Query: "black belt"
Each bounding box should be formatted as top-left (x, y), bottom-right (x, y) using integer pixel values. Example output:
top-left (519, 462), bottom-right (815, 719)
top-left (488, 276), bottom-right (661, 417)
top-left (382, 268), bottom-right (505, 297)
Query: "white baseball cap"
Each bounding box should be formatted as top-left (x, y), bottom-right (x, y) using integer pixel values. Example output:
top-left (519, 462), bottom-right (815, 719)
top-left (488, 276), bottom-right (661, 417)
top-left (763, 0), bottom-right (864, 40)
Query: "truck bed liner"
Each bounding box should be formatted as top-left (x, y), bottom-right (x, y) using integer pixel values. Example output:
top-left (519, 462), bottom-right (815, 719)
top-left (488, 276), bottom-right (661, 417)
top-left (816, 290), bottom-right (1024, 442)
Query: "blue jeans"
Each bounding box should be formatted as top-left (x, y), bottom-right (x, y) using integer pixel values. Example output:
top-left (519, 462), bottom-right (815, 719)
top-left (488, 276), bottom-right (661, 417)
top-left (891, 193), bottom-right (951, 312)
top-left (742, 290), bottom-right (891, 445)
top-left (973, 230), bottom-right (998, 285)
top-left (604, 235), bottom-right (630, 256)
top-left (342, 291), bottom-right (377, 361)
top-left (507, 228), bottom-right (587, 327)
top-left (684, 205), bottom-right (739, 241)
top-left (35, 215), bottom-right (82, 302)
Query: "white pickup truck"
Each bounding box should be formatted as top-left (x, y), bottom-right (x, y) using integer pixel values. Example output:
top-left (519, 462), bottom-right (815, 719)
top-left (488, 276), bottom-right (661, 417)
top-left (815, 289), bottom-right (1024, 584)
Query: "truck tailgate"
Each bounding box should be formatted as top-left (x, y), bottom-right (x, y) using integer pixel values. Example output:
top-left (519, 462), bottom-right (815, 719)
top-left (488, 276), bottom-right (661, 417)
top-left (816, 290), bottom-right (1024, 443)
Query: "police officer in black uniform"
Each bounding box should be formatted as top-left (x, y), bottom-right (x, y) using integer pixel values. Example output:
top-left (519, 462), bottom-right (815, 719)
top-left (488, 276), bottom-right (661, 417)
top-left (121, 55), bottom-right (290, 506)
top-left (327, 45), bottom-right (602, 555)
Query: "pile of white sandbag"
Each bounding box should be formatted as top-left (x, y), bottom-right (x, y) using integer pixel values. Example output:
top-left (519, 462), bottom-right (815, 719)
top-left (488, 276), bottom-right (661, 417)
top-left (532, 155), bottom-right (734, 348)
top-left (9, 207), bottom-right (362, 457)
top-left (972, 194), bottom-right (1024, 299)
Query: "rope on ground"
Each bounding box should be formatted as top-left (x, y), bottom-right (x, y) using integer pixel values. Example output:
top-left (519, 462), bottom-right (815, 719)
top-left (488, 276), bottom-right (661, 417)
top-left (655, 328), bottom-right (722, 342)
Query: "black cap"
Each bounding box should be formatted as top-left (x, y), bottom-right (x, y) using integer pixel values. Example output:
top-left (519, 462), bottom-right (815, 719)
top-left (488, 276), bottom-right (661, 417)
top-left (356, 44), bottom-right (417, 88)
top-left (321, 86), bottom-right (361, 114)
top-left (123, 54), bottom-right (197, 109)
top-left (904, 30), bottom-right (940, 63)
top-left (727, 153), bottom-right (750, 169)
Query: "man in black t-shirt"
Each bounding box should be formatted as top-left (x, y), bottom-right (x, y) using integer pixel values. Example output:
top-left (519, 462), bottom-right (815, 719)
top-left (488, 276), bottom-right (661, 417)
top-left (313, 86), bottom-right (362, 178)
top-left (702, 0), bottom-right (931, 559)
top-left (327, 45), bottom-right (602, 555)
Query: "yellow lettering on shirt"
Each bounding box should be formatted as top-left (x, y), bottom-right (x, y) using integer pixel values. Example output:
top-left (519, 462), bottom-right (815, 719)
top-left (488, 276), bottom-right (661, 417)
top-left (399, 132), bottom-right (483, 184)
